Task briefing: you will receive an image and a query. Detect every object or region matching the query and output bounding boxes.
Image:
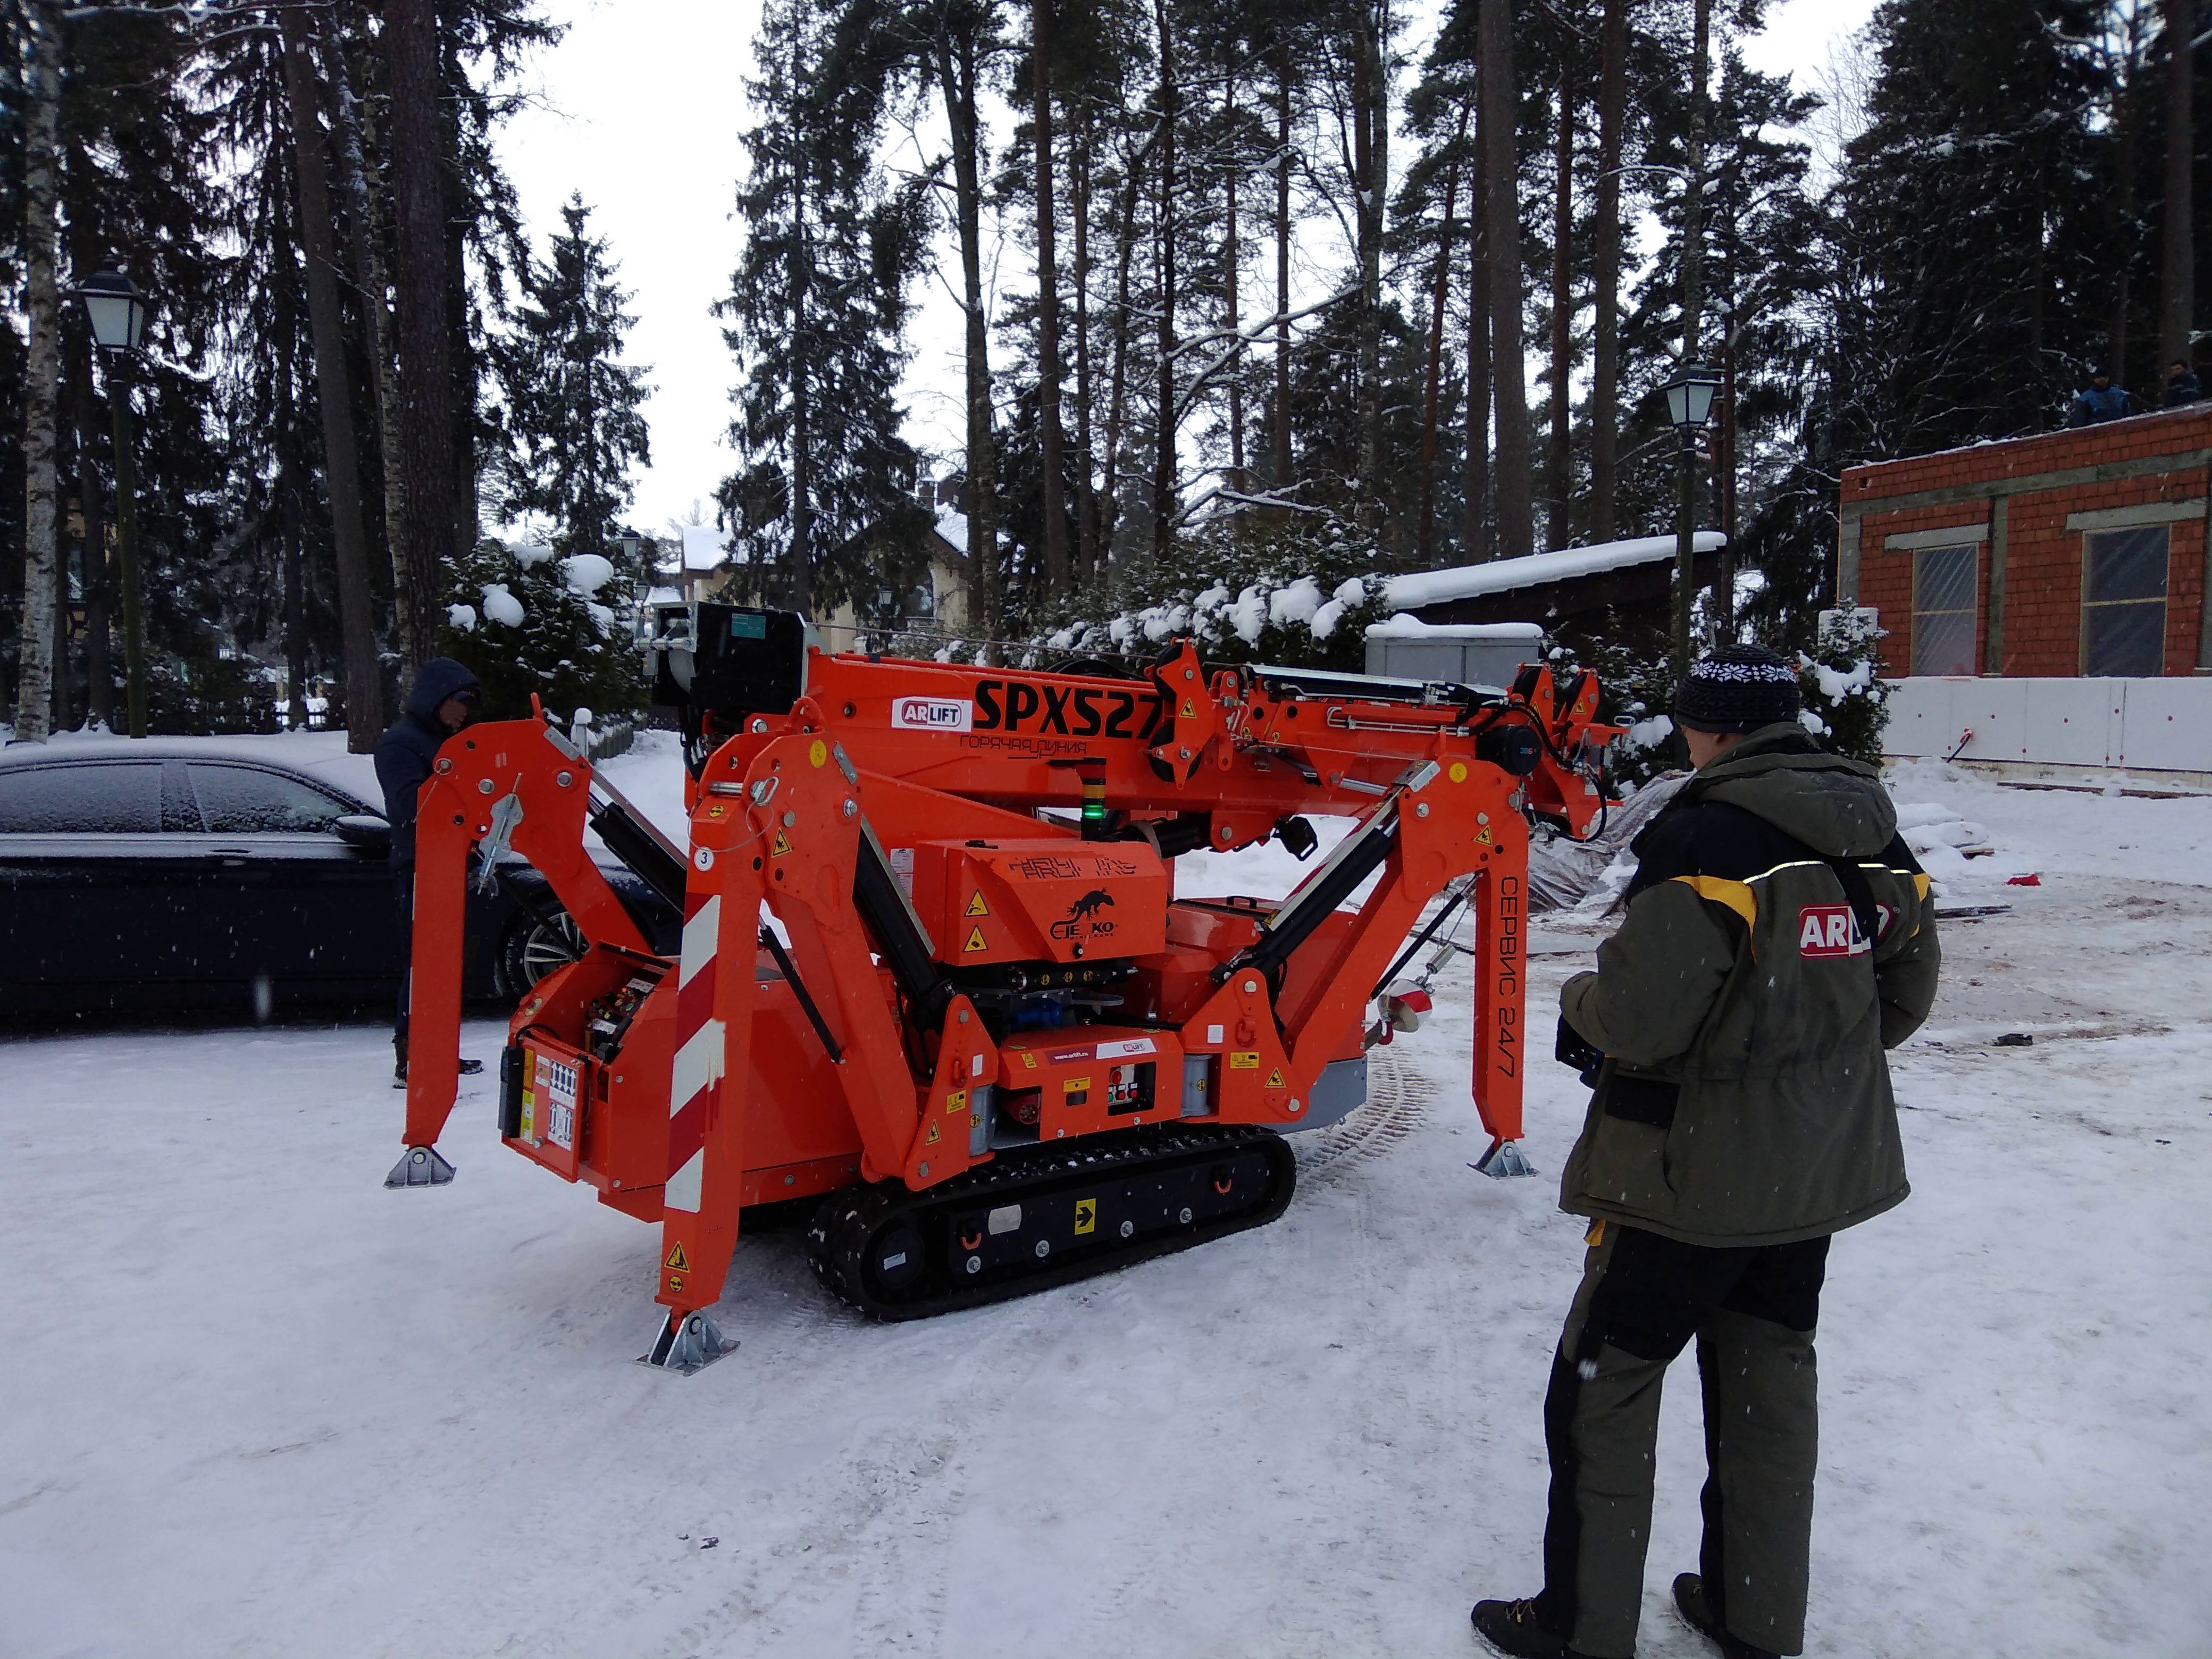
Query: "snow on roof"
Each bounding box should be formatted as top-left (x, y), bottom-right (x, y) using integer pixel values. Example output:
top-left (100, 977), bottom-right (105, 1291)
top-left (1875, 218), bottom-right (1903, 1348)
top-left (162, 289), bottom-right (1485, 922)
top-left (1381, 532), bottom-right (1727, 610)
top-left (1364, 616), bottom-right (1546, 641)
top-left (932, 508), bottom-right (970, 557)
top-left (679, 524), bottom-right (732, 571)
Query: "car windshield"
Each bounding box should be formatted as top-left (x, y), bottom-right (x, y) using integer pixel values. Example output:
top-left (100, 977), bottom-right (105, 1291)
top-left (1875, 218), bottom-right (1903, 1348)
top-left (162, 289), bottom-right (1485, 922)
top-left (0, 763), bottom-right (164, 833)
top-left (187, 764), bottom-right (354, 833)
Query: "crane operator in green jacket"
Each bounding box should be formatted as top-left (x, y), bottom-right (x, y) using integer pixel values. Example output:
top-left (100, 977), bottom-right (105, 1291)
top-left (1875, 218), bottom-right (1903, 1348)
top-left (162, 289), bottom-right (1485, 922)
top-left (1474, 645), bottom-right (1942, 1659)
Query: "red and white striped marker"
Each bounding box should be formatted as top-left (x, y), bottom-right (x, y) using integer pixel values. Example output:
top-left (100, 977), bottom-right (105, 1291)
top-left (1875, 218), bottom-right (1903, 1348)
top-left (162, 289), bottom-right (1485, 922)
top-left (664, 887), bottom-right (723, 1216)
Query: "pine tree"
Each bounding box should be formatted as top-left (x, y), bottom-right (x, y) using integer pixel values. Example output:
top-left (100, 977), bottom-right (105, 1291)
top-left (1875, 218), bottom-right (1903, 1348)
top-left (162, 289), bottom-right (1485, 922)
top-left (1827, 0), bottom-right (2110, 455)
top-left (717, 0), bottom-right (930, 620)
top-left (489, 192), bottom-right (651, 583)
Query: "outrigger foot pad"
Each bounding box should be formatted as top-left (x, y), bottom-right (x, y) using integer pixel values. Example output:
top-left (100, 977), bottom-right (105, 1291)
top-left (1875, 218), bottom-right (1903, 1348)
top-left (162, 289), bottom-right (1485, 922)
top-left (385, 1145), bottom-right (456, 1188)
top-left (1474, 1138), bottom-right (1537, 1179)
top-left (640, 1311), bottom-right (736, 1375)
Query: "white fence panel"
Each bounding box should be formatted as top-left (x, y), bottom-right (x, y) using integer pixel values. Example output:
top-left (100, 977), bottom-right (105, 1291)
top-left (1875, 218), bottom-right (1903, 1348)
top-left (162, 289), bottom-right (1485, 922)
top-left (1884, 676), bottom-right (2212, 781)
top-left (2114, 680), bottom-right (2211, 771)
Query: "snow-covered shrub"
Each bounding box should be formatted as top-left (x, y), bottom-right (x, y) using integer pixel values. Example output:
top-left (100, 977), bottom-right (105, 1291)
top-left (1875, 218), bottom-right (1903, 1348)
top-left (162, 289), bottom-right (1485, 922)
top-left (1020, 516), bottom-right (1390, 673)
top-left (1797, 609), bottom-right (1890, 765)
top-left (439, 538), bottom-right (644, 722)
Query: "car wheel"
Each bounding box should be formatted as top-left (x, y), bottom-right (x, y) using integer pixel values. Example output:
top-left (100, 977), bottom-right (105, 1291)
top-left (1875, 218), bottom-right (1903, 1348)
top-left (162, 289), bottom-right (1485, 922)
top-left (501, 910), bottom-right (584, 995)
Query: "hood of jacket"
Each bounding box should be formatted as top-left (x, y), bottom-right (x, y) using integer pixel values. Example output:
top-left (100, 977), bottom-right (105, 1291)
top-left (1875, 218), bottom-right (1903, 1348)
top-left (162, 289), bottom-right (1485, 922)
top-left (403, 657), bottom-right (481, 724)
top-left (1673, 722), bottom-right (1896, 859)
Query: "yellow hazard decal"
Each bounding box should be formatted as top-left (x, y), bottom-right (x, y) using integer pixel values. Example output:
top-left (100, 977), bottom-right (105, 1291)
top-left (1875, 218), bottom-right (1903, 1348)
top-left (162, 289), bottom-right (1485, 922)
top-left (965, 891), bottom-right (990, 917)
top-left (1062, 1075), bottom-right (1092, 1094)
top-left (772, 827), bottom-right (793, 857)
top-left (1075, 1199), bottom-right (1097, 1236)
top-left (1228, 1052), bottom-right (1260, 1070)
top-left (926, 1119), bottom-right (941, 1145)
top-left (1021, 1052), bottom-right (1038, 1069)
top-left (1476, 826), bottom-right (1494, 847)
top-left (1266, 1067), bottom-right (1286, 1089)
top-left (707, 802), bottom-right (727, 818)
top-left (664, 1242), bottom-right (690, 1272)
top-left (1179, 699), bottom-right (1195, 718)
top-left (809, 740), bottom-right (827, 768)
top-left (945, 1088), bottom-right (968, 1115)
top-left (1449, 761), bottom-right (1468, 783)
top-left (963, 924), bottom-right (988, 953)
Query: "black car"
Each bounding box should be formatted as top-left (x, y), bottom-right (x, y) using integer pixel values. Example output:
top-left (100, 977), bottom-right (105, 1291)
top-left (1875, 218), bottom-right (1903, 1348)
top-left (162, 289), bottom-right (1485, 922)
top-left (0, 742), bottom-right (675, 1017)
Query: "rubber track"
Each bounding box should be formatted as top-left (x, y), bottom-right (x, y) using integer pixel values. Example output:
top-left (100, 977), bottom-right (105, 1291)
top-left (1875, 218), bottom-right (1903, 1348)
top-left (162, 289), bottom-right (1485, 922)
top-left (805, 1124), bottom-right (1297, 1321)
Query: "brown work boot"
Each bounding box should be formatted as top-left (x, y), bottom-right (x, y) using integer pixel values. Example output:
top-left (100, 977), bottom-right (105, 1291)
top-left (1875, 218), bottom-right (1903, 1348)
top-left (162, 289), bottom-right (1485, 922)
top-left (1672, 1574), bottom-right (1778, 1659)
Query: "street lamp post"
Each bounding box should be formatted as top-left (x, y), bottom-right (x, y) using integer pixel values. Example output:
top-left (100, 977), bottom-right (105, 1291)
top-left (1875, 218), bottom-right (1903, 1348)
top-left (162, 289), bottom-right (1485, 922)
top-left (1662, 361), bottom-right (1722, 686)
top-left (618, 533), bottom-right (646, 641)
top-left (70, 267), bottom-right (153, 739)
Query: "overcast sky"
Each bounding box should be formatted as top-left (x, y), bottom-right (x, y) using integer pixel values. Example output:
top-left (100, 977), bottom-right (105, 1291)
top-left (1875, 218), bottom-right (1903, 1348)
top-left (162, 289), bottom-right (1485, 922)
top-left (492, 0), bottom-right (1881, 541)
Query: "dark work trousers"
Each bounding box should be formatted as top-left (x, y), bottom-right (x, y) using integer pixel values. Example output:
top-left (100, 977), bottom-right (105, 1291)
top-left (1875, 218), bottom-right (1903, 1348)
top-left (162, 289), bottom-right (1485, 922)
top-left (392, 873), bottom-right (414, 1068)
top-left (1534, 1221), bottom-right (1830, 1658)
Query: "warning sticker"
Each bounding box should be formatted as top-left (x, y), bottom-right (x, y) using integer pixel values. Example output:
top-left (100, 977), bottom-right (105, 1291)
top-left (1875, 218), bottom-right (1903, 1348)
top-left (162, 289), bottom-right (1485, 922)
top-left (665, 1242), bottom-right (690, 1272)
top-left (963, 924), bottom-right (989, 953)
top-left (945, 1088), bottom-right (968, 1115)
top-left (772, 827), bottom-right (793, 857)
top-left (1476, 826), bottom-right (1493, 847)
top-left (1179, 699), bottom-right (1195, 718)
top-left (1266, 1067), bottom-right (1286, 1089)
top-left (1021, 1052), bottom-right (1038, 1069)
top-left (1061, 1075), bottom-right (1093, 1094)
top-left (543, 1058), bottom-right (579, 1149)
top-left (809, 739), bottom-right (828, 768)
top-left (926, 1119), bottom-right (941, 1145)
top-left (965, 891), bottom-right (990, 917)
top-left (1228, 1052), bottom-right (1260, 1070)
top-left (1074, 1199), bottom-right (1097, 1236)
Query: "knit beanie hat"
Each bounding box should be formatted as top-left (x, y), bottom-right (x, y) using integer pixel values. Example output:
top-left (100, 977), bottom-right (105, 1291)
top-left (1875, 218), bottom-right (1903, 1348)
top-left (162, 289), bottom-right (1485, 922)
top-left (1673, 643), bottom-right (1803, 733)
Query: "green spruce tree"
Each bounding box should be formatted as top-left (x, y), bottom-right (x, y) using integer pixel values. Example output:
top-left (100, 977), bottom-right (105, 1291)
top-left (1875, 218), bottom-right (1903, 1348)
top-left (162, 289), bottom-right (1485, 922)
top-left (717, 0), bottom-right (930, 621)
top-left (488, 191), bottom-right (651, 581)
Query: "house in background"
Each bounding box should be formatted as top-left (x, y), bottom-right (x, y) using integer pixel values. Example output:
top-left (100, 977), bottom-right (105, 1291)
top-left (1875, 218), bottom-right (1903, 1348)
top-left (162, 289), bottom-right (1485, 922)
top-left (676, 524), bottom-right (733, 605)
top-left (1364, 531), bottom-right (1729, 677)
top-left (820, 509), bottom-right (974, 650)
top-left (1838, 403), bottom-right (2211, 786)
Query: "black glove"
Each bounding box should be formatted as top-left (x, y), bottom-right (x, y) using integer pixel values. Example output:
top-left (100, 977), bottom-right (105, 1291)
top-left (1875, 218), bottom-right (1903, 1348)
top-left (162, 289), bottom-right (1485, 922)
top-left (1554, 1013), bottom-right (1604, 1086)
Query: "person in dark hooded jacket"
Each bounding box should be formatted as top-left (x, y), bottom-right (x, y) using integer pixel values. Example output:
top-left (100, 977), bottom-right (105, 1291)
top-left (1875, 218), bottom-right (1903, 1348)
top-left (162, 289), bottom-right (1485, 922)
top-left (1474, 646), bottom-right (1941, 1659)
top-left (376, 657), bottom-right (481, 1082)
top-left (2065, 367), bottom-right (2138, 426)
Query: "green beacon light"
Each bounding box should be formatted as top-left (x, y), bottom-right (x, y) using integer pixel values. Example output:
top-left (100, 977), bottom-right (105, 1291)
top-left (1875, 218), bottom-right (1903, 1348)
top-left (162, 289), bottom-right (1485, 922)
top-left (1078, 755), bottom-right (1109, 838)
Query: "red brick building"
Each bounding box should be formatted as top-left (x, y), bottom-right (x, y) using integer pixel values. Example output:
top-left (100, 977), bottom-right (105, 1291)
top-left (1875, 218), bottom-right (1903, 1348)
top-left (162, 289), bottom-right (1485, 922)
top-left (1838, 406), bottom-right (2210, 679)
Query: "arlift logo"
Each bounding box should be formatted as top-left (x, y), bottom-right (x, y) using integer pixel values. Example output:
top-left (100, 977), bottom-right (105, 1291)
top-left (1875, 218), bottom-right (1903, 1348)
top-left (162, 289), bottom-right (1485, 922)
top-left (1798, 904), bottom-right (1873, 958)
top-left (891, 696), bottom-right (973, 734)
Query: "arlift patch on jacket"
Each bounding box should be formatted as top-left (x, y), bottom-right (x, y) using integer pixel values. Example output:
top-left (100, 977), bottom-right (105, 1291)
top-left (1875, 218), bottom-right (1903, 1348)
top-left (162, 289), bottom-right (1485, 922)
top-left (1798, 902), bottom-right (1877, 957)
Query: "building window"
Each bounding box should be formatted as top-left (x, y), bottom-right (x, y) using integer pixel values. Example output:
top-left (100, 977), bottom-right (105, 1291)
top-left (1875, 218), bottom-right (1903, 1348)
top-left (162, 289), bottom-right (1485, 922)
top-left (1911, 542), bottom-right (1978, 675)
top-left (2081, 526), bottom-right (2169, 677)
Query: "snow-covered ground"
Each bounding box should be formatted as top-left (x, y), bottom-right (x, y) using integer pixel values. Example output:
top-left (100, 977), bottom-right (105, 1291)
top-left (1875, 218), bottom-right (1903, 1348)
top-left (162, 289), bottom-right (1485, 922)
top-left (3, 756), bottom-right (2209, 1657)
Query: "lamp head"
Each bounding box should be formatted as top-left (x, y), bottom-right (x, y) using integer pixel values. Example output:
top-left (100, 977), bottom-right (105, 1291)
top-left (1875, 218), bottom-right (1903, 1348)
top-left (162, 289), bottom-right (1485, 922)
top-left (1663, 362), bottom-right (1722, 431)
top-left (71, 266), bottom-right (152, 354)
